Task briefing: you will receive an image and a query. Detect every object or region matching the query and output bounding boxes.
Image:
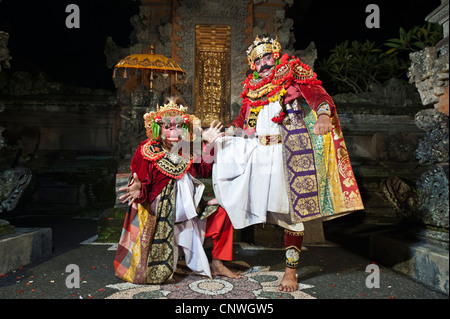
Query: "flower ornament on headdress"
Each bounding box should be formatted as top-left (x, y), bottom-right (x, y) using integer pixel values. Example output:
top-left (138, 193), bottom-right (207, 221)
top-left (143, 97), bottom-right (199, 141)
top-left (154, 116), bottom-right (163, 123)
top-left (246, 35), bottom-right (282, 68)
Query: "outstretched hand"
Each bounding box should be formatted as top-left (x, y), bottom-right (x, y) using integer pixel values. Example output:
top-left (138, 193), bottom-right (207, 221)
top-left (201, 120), bottom-right (224, 144)
top-left (119, 173), bottom-right (142, 206)
top-left (313, 115), bottom-right (333, 136)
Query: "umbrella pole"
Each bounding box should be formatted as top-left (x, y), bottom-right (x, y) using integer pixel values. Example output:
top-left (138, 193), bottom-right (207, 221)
top-left (149, 70), bottom-right (154, 92)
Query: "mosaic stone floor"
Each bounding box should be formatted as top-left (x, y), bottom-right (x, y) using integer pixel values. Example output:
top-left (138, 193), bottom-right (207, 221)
top-left (106, 262), bottom-right (315, 299)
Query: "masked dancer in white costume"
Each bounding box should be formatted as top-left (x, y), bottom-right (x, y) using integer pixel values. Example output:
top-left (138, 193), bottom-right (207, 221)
top-left (212, 35), bottom-right (364, 291)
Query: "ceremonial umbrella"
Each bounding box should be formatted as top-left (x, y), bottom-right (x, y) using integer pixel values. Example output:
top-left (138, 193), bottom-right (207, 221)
top-left (113, 44), bottom-right (185, 92)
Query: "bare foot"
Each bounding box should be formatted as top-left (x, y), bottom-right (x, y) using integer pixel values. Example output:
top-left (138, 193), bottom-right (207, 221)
top-left (207, 198), bottom-right (219, 206)
top-left (278, 267), bottom-right (298, 292)
top-left (211, 259), bottom-right (242, 279)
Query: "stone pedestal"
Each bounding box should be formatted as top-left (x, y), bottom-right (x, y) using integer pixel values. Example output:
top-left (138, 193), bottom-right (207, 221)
top-left (370, 230), bottom-right (449, 295)
top-left (0, 227), bottom-right (52, 274)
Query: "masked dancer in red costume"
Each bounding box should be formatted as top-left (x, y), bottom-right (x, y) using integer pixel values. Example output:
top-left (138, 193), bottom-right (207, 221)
top-left (114, 97), bottom-right (240, 284)
top-left (212, 35), bottom-right (364, 291)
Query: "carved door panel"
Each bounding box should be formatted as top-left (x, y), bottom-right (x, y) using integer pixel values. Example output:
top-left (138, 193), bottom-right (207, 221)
top-left (194, 25), bottom-right (231, 127)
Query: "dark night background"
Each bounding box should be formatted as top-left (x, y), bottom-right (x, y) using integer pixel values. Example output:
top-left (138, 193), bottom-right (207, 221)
top-left (0, 1), bottom-right (448, 301)
top-left (0, 0), bottom-right (442, 91)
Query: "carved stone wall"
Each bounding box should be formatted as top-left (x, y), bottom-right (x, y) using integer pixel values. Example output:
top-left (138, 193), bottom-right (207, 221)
top-left (0, 71), bottom-right (118, 213)
top-left (408, 1), bottom-right (449, 115)
top-left (105, 0), bottom-right (307, 172)
top-left (409, 46), bottom-right (449, 113)
top-left (384, 1), bottom-right (449, 233)
top-left (174, 0), bottom-right (250, 113)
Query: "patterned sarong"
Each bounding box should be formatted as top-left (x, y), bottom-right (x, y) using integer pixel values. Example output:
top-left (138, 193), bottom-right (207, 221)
top-left (280, 99), bottom-right (364, 223)
top-left (114, 180), bottom-right (176, 284)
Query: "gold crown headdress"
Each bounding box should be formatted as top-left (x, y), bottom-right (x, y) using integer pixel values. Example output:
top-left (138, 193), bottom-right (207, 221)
top-left (246, 35), bottom-right (282, 70)
top-left (143, 97), bottom-right (200, 140)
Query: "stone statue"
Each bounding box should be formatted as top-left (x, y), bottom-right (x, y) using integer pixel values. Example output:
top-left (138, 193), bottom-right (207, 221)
top-left (0, 167), bottom-right (32, 213)
top-left (0, 31), bottom-right (32, 217)
top-left (383, 107), bottom-right (449, 229)
top-left (382, 11), bottom-right (449, 233)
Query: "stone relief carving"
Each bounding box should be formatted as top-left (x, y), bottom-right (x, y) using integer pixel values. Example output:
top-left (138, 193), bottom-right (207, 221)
top-left (293, 41), bottom-right (318, 70)
top-left (408, 46), bottom-right (449, 107)
top-left (415, 164), bottom-right (449, 229)
top-left (415, 108), bottom-right (449, 165)
top-left (0, 167), bottom-right (32, 214)
top-left (273, 9), bottom-right (295, 55)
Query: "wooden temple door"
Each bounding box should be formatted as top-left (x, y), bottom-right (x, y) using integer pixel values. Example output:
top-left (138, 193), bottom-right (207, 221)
top-left (194, 25), bottom-right (231, 127)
